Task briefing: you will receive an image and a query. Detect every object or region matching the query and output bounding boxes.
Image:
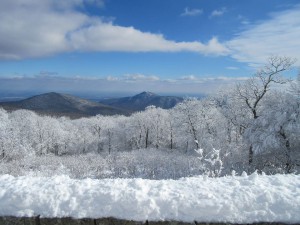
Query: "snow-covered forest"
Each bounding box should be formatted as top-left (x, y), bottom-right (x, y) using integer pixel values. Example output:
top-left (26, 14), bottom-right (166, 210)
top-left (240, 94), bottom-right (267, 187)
top-left (0, 56), bottom-right (299, 179)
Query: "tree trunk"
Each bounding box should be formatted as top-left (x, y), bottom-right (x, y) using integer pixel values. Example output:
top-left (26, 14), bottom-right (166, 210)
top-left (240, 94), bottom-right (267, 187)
top-left (249, 145), bottom-right (254, 166)
top-left (170, 129), bottom-right (173, 150)
top-left (280, 127), bottom-right (292, 173)
top-left (186, 141), bottom-right (189, 154)
top-left (108, 130), bottom-right (112, 155)
top-left (145, 128), bottom-right (149, 148)
top-left (188, 116), bottom-right (199, 149)
top-left (190, 124), bottom-right (199, 149)
top-left (54, 144), bottom-right (58, 156)
top-left (1, 142), bottom-right (4, 159)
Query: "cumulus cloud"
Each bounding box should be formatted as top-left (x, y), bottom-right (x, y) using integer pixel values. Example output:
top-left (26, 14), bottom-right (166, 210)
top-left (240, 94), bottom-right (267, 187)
top-left (69, 22), bottom-right (228, 54)
top-left (227, 4), bottom-right (300, 66)
top-left (0, 1), bottom-right (87, 59)
top-left (0, 0), bottom-right (228, 60)
top-left (181, 7), bottom-right (203, 17)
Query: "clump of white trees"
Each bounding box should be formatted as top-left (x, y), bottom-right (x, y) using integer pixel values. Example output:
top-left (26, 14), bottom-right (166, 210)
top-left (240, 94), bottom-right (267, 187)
top-left (0, 56), bottom-right (299, 178)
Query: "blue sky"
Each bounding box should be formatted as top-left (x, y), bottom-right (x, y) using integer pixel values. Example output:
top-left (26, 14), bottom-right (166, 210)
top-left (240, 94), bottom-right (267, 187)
top-left (0, 0), bottom-right (299, 96)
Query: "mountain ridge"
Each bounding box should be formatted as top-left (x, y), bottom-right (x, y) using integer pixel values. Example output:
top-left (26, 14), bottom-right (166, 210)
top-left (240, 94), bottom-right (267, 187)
top-left (0, 92), bottom-right (130, 118)
top-left (99, 91), bottom-right (183, 111)
top-left (0, 91), bottom-right (184, 117)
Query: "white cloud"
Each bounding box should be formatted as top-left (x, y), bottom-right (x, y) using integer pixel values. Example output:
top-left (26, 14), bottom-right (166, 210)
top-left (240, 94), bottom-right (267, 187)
top-left (101, 74), bottom-right (162, 82)
top-left (178, 75), bottom-right (247, 83)
top-left (0, 0), bottom-right (228, 60)
top-left (181, 75), bottom-right (198, 80)
top-left (0, 74), bottom-right (250, 95)
top-left (106, 76), bottom-right (119, 81)
top-left (226, 66), bottom-right (239, 70)
top-left (209, 76), bottom-right (249, 81)
top-left (0, 1), bottom-right (87, 59)
top-left (123, 74), bottom-right (160, 81)
top-left (237, 15), bottom-right (250, 25)
top-left (210, 7), bottom-right (227, 18)
top-left (65, 23), bottom-right (229, 55)
top-left (181, 7), bottom-right (203, 17)
top-left (85, 0), bottom-right (105, 8)
top-left (36, 71), bottom-right (59, 77)
top-left (227, 4), bottom-right (300, 66)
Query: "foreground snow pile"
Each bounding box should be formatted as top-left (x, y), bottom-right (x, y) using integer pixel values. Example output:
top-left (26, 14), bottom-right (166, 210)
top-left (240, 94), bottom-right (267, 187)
top-left (0, 173), bottom-right (299, 223)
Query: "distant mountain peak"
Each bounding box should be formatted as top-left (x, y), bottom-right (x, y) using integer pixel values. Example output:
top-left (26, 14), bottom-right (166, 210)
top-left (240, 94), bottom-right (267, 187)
top-left (35, 92), bottom-right (60, 97)
top-left (100, 92), bottom-right (183, 111)
top-left (47, 92), bottom-right (60, 95)
top-left (0, 92), bottom-right (130, 118)
top-left (135, 91), bottom-right (158, 97)
top-left (32, 92), bottom-right (73, 100)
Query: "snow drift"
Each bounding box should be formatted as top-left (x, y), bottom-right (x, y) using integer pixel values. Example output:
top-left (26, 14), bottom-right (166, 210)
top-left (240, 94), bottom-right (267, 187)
top-left (0, 173), bottom-right (299, 223)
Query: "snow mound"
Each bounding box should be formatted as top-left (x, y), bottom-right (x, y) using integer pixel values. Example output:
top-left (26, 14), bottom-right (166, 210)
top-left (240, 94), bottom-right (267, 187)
top-left (0, 173), bottom-right (299, 223)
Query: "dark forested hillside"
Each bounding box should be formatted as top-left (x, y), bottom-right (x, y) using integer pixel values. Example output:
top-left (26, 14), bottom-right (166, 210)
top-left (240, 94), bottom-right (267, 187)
top-left (0, 92), bottom-right (131, 117)
top-left (0, 92), bottom-right (184, 117)
top-left (99, 91), bottom-right (184, 111)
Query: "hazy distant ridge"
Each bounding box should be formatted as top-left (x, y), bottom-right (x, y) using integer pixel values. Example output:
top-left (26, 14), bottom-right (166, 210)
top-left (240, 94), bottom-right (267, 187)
top-left (99, 91), bottom-right (183, 111)
top-left (0, 91), bottom-right (183, 117)
top-left (0, 92), bottom-right (129, 117)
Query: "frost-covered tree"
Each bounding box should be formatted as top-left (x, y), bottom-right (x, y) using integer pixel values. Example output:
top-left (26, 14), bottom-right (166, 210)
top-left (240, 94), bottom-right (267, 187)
top-left (128, 110), bottom-right (152, 149)
top-left (144, 106), bottom-right (171, 149)
top-left (89, 115), bottom-right (106, 153)
top-left (173, 98), bottom-right (202, 151)
top-left (57, 117), bottom-right (78, 155)
top-left (0, 109), bottom-right (10, 159)
top-left (173, 97), bottom-right (229, 154)
top-left (244, 69), bottom-right (300, 173)
top-left (125, 107), bottom-right (172, 150)
top-left (104, 116), bottom-right (117, 154)
top-left (43, 116), bottom-right (67, 156)
top-left (234, 56), bottom-right (295, 167)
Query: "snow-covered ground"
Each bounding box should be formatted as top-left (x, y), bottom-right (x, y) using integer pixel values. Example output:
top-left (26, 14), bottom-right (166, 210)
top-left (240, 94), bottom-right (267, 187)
top-left (0, 173), bottom-right (299, 224)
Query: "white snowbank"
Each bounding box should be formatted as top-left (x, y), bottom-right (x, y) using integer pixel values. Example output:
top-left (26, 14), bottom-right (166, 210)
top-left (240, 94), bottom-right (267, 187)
top-left (0, 173), bottom-right (299, 223)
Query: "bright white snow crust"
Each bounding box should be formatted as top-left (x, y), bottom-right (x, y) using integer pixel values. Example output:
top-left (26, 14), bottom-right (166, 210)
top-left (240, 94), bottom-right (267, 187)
top-left (0, 173), bottom-right (299, 223)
